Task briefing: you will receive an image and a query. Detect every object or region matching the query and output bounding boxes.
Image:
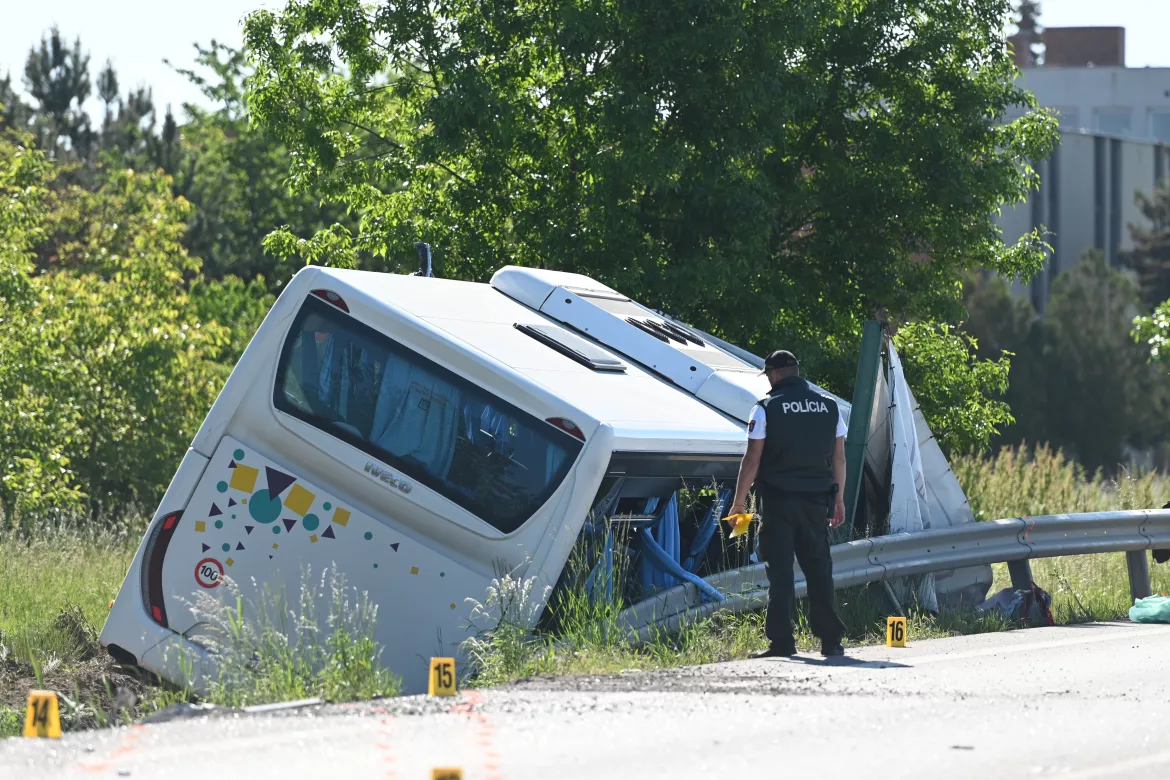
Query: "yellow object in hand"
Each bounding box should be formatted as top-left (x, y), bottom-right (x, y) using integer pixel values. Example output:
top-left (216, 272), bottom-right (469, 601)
top-left (723, 513), bottom-right (754, 539)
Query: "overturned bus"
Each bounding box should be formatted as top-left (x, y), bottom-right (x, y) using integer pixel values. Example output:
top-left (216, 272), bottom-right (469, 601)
top-left (100, 262), bottom-right (990, 693)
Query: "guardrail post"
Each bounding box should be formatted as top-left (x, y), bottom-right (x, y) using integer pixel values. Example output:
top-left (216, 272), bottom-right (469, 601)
top-left (1126, 551), bottom-right (1152, 602)
top-left (1008, 559), bottom-right (1033, 590)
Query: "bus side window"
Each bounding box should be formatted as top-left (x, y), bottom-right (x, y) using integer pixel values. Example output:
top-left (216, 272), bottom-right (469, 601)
top-left (274, 297), bottom-right (584, 533)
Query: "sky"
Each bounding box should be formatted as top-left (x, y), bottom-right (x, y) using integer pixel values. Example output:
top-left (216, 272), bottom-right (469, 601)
top-left (2, 0), bottom-right (1170, 119)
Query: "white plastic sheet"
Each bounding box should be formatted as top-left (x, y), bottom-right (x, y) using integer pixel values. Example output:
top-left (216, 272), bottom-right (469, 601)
top-left (887, 344), bottom-right (939, 612)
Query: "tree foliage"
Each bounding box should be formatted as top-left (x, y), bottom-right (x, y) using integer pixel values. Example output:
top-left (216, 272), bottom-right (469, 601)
top-left (895, 322), bottom-right (1013, 454)
top-left (966, 252), bottom-right (1169, 470)
top-left (171, 42), bottom-right (356, 289)
top-left (1121, 185), bottom-right (1170, 311)
top-left (23, 26), bottom-right (93, 159)
top-left (1134, 300), bottom-right (1170, 366)
top-left (243, 0), bottom-right (1057, 440)
top-left (0, 132), bottom-right (230, 520)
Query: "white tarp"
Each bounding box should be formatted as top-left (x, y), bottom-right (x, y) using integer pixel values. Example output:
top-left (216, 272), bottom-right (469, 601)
top-left (886, 344), bottom-right (940, 612)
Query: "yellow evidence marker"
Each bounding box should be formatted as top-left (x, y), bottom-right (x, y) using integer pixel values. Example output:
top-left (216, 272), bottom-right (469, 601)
top-left (886, 616), bottom-right (908, 648)
top-left (723, 513), bottom-right (753, 539)
top-left (429, 657), bottom-right (457, 696)
top-left (432, 770), bottom-right (463, 780)
top-left (23, 690), bottom-right (62, 738)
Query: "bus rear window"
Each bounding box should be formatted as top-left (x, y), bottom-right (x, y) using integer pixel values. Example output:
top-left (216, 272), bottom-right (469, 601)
top-left (274, 296), bottom-right (583, 533)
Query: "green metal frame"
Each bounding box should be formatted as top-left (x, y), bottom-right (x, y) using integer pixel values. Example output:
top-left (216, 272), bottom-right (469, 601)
top-left (842, 321), bottom-right (885, 536)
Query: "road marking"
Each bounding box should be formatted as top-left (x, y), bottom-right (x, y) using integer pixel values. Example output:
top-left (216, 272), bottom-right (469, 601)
top-left (891, 624), bottom-right (1170, 667)
top-left (448, 691), bottom-right (503, 779)
top-left (74, 723), bottom-right (147, 772)
top-left (379, 715), bottom-right (398, 778)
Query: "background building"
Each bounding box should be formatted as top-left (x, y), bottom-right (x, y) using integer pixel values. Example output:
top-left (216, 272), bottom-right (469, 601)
top-left (997, 26), bottom-right (1170, 310)
top-left (997, 130), bottom-right (1169, 312)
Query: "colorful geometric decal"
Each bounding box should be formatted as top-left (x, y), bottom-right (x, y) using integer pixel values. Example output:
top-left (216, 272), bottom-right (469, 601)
top-left (264, 466), bottom-right (296, 497)
top-left (163, 437), bottom-right (488, 695)
top-left (284, 484), bottom-right (315, 516)
top-left (248, 490), bottom-right (283, 524)
top-left (180, 441), bottom-right (446, 618)
top-left (230, 464), bottom-right (259, 493)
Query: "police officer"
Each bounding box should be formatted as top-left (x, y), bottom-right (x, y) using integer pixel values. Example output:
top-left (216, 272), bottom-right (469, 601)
top-left (728, 349), bottom-right (847, 658)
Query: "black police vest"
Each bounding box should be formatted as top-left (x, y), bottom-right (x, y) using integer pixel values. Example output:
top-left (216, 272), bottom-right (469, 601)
top-left (757, 376), bottom-right (839, 493)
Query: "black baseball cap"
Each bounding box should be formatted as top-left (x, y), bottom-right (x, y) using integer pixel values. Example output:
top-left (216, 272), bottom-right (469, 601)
top-left (761, 350), bottom-right (799, 374)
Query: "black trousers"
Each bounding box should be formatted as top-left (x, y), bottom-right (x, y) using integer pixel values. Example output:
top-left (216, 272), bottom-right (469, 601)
top-left (757, 484), bottom-right (845, 649)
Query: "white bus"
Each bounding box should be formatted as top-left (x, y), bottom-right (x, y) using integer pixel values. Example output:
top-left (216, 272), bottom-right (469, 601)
top-left (100, 263), bottom-right (987, 694)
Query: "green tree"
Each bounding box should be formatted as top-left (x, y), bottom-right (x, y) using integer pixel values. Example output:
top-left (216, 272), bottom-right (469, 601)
top-left (189, 274), bottom-right (276, 364)
top-left (1121, 185), bottom-right (1170, 310)
top-left (23, 26), bottom-right (93, 159)
top-left (895, 322), bottom-right (1013, 454)
top-left (0, 152), bottom-right (231, 520)
top-left (244, 0), bottom-right (1057, 442)
top-left (1134, 299), bottom-right (1170, 365)
top-left (961, 272), bottom-right (1052, 444)
top-left (1041, 252), bottom-right (1165, 469)
top-left (0, 73), bottom-right (33, 131)
top-left (967, 261), bottom-right (1170, 470)
top-left (171, 41), bottom-right (357, 289)
top-left (1014, 1), bottom-right (1043, 64)
top-left (0, 125), bottom-right (81, 515)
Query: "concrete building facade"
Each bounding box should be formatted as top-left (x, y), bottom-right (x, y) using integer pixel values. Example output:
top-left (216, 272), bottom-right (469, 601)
top-left (997, 131), bottom-right (1170, 312)
top-left (996, 27), bottom-right (1170, 310)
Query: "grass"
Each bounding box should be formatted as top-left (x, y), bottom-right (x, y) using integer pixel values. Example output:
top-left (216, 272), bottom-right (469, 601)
top-left (953, 443), bottom-right (1170, 520)
top-left (1, 442), bottom-right (1168, 734)
top-left (461, 587), bottom-right (1020, 689)
top-left (960, 443), bottom-right (1170, 628)
top-left (183, 567), bottom-right (401, 708)
top-left (0, 525), bottom-right (147, 737)
top-left (459, 444), bottom-right (1170, 687)
top-left (0, 526), bottom-right (137, 664)
top-left (460, 549), bottom-right (1015, 689)
top-left (0, 524), bottom-right (399, 737)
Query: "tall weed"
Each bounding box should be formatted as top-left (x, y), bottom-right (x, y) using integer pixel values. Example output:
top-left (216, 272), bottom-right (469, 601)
top-left (953, 443), bottom-right (1170, 521)
top-left (177, 566), bottom-right (400, 707)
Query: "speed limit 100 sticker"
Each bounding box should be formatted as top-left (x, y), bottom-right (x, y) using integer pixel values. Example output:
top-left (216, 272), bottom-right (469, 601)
top-left (195, 558), bottom-right (224, 589)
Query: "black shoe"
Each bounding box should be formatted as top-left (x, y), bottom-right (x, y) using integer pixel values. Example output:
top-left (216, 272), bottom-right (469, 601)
top-left (821, 641), bottom-right (845, 657)
top-left (753, 645), bottom-right (797, 659)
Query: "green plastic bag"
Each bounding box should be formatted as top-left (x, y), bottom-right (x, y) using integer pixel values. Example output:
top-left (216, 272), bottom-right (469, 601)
top-left (1129, 595), bottom-right (1170, 623)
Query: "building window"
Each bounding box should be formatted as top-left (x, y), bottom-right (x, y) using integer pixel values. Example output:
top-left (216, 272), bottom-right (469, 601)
top-left (1150, 111), bottom-right (1170, 143)
top-left (1095, 109), bottom-right (1132, 136)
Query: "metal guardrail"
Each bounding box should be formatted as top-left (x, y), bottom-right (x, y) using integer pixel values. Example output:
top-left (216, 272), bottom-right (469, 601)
top-left (618, 509), bottom-right (1170, 642)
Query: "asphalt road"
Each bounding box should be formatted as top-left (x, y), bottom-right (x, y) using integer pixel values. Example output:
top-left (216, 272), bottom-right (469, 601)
top-left (5, 621), bottom-right (1170, 780)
